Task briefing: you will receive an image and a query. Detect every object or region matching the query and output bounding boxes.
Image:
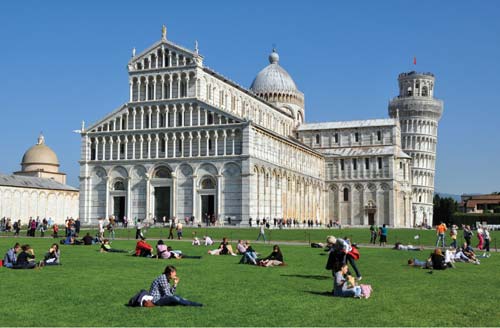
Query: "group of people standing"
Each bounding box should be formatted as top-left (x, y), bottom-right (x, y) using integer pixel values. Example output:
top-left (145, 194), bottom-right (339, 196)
top-left (369, 224), bottom-right (389, 246)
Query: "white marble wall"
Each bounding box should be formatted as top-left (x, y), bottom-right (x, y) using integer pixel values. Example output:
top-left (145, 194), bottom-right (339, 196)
top-left (0, 186), bottom-right (78, 224)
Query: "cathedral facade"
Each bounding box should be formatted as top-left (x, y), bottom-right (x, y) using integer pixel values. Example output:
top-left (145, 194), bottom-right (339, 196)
top-left (78, 29), bottom-right (442, 227)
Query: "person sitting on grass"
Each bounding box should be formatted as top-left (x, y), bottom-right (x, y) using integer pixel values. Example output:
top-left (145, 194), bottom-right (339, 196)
top-left (100, 239), bottom-right (128, 253)
top-left (42, 243), bottom-right (61, 266)
top-left (3, 243), bottom-right (21, 268)
top-left (239, 241), bottom-right (258, 265)
top-left (135, 239), bottom-right (153, 257)
top-left (81, 233), bottom-right (95, 245)
top-left (428, 248), bottom-right (447, 270)
top-left (258, 245), bottom-right (284, 267)
top-left (393, 242), bottom-right (423, 251)
top-left (236, 240), bottom-right (247, 254)
top-left (333, 263), bottom-right (362, 298)
top-left (208, 237), bottom-right (237, 256)
top-left (156, 240), bottom-right (181, 259)
top-left (149, 265), bottom-right (203, 307)
top-left (459, 242), bottom-right (481, 264)
top-left (203, 235), bottom-right (214, 246)
top-left (13, 244), bottom-right (37, 269)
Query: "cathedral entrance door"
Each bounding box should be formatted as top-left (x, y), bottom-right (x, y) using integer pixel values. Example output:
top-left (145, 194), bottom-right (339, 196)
top-left (201, 195), bottom-right (215, 225)
top-left (155, 187), bottom-right (171, 219)
top-left (113, 196), bottom-right (125, 221)
top-left (368, 213), bottom-right (375, 225)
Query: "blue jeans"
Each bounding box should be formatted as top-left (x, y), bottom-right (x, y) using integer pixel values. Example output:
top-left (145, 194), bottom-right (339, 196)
top-left (155, 295), bottom-right (202, 307)
top-left (334, 286), bottom-right (361, 298)
top-left (256, 232), bottom-right (266, 242)
top-left (436, 234), bottom-right (445, 247)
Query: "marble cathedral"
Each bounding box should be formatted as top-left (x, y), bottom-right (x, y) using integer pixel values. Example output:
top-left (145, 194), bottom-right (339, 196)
top-left (78, 27), bottom-right (443, 227)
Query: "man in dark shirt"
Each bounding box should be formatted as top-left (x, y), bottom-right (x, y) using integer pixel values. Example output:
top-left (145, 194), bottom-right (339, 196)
top-left (82, 233), bottom-right (94, 245)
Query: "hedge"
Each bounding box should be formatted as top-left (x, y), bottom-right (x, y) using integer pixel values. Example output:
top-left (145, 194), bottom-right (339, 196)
top-left (451, 213), bottom-right (500, 226)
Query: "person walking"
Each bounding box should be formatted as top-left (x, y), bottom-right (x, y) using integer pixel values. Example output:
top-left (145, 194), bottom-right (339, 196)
top-left (369, 224), bottom-right (377, 244)
top-left (256, 223), bottom-right (266, 242)
top-left (482, 226), bottom-right (491, 257)
top-left (463, 225), bottom-right (473, 246)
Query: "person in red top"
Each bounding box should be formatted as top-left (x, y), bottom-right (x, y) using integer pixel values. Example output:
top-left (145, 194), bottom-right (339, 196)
top-left (135, 239), bottom-right (153, 257)
top-left (435, 222), bottom-right (447, 248)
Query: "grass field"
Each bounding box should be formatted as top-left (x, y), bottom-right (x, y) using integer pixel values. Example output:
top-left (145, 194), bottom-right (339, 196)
top-left (0, 230), bottom-right (499, 327)
top-left (62, 225), bottom-right (500, 249)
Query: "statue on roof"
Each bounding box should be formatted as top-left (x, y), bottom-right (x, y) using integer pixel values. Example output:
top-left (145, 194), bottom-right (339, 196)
top-left (132, 47), bottom-right (136, 57)
top-left (37, 133), bottom-right (45, 145)
top-left (195, 40), bottom-right (199, 54)
top-left (162, 25), bottom-right (167, 40)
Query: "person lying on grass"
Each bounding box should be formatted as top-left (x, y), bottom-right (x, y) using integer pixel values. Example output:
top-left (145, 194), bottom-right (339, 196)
top-left (333, 263), bottom-right (362, 298)
top-left (100, 239), bottom-right (128, 253)
top-left (393, 242), bottom-right (423, 251)
top-left (407, 258), bottom-right (430, 268)
top-left (208, 237), bottom-right (237, 256)
top-left (258, 245), bottom-right (284, 267)
top-left (149, 265), bottom-right (203, 307)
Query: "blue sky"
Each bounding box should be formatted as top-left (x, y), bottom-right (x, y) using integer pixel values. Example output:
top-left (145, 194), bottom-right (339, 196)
top-left (0, 0), bottom-right (498, 195)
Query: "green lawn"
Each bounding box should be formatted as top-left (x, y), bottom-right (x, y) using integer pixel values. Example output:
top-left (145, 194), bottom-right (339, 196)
top-left (70, 225), bottom-right (499, 249)
top-left (0, 234), bottom-right (499, 327)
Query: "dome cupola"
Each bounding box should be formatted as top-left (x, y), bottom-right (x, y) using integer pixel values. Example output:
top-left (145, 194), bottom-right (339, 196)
top-left (249, 49), bottom-right (305, 126)
top-left (21, 134), bottom-right (60, 173)
top-left (250, 49), bottom-right (300, 95)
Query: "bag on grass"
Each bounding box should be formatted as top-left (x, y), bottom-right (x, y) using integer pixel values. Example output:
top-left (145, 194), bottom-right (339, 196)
top-left (360, 284), bottom-right (372, 298)
top-left (128, 289), bottom-right (150, 307)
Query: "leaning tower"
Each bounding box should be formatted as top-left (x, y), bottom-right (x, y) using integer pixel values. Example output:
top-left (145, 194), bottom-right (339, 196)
top-left (388, 71), bottom-right (443, 226)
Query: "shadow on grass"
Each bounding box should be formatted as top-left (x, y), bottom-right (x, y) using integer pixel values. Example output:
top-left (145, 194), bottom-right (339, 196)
top-left (305, 291), bottom-right (333, 297)
top-left (281, 274), bottom-right (330, 280)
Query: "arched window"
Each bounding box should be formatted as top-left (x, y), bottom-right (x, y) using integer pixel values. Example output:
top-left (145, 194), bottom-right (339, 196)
top-left (201, 177), bottom-right (215, 189)
top-left (343, 188), bottom-right (349, 202)
top-left (154, 166), bottom-right (172, 178)
top-left (114, 181), bottom-right (125, 190)
top-left (407, 87), bottom-right (413, 96)
top-left (315, 134), bottom-right (320, 144)
top-left (421, 86), bottom-right (428, 96)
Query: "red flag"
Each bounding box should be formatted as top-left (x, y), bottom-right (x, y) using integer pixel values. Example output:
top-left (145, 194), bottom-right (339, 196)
top-left (413, 57), bottom-right (417, 65)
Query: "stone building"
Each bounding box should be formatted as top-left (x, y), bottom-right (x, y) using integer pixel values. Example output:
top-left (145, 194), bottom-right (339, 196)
top-left (78, 28), bottom-right (443, 227)
top-left (0, 135), bottom-right (79, 224)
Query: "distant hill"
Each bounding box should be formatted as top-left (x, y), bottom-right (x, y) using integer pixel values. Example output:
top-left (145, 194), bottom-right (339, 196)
top-left (435, 192), bottom-right (461, 202)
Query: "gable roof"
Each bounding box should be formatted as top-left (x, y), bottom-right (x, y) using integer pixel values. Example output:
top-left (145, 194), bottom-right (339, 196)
top-left (129, 39), bottom-right (203, 65)
top-left (0, 173), bottom-right (78, 192)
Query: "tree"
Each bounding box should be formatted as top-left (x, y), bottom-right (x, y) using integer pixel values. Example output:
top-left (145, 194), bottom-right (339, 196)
top-left (433, 194), bottom-right (458, 226)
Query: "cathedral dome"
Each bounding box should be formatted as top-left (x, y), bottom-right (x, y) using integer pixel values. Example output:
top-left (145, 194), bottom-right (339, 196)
top-left (21, 134), bottom-right (59, 171)
top-left (250, 49), bottom-right (299, 94)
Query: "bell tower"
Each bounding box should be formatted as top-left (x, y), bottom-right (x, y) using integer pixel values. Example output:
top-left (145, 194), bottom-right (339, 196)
top-left (388, 71), bottom-right (443, 226)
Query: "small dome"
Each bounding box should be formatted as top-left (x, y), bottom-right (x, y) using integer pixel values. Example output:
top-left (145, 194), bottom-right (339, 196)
top-left (21, 134), bottom-right (59, 168)
top-left (250, 49), bottom-right (298, 94)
